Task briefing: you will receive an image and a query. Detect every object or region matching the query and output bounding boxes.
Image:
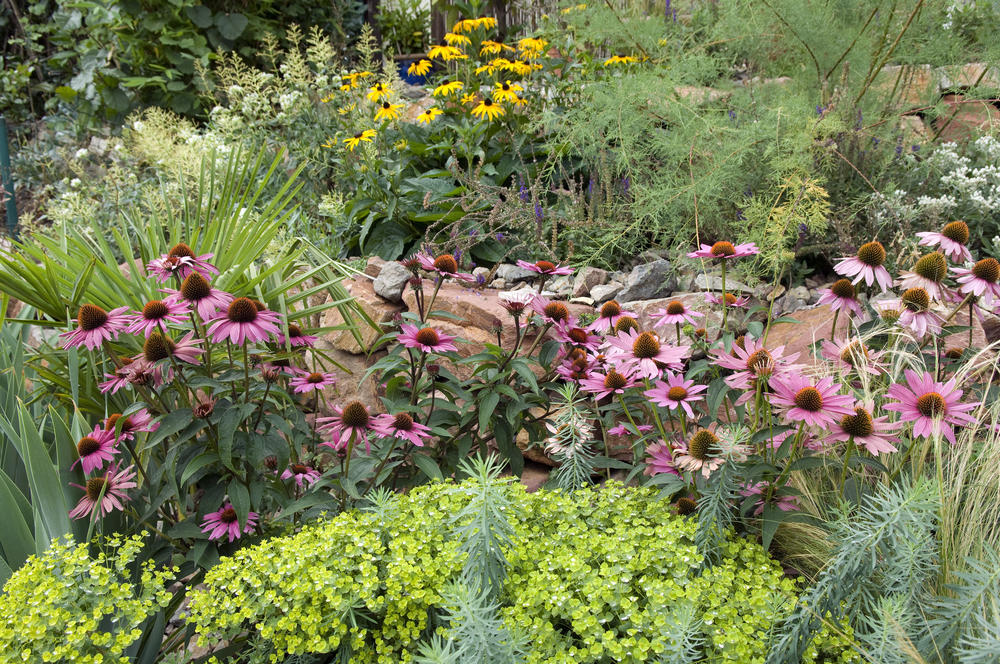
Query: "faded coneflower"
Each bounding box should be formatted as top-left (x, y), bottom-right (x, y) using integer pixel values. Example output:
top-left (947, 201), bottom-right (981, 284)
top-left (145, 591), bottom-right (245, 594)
top-left (99, 357), bottom-right (136, 394)
top-left (60, 304), bottom-right (130, 350)
top-left (161, 272), bottom-right (233, 321)
top-left (68, 464), bottom-right (136, 519)
top-left (643, 373), bottom-right (707, 417)
top-left (917, 221), bottom-right (972, 263)
top-left (644, 440), bottom-right (680, 477)
top-left (769, 374), bottom-right (855, 428)
top-left (200, 503), bottom-right (259, 542)
top-left (898, 288), bottom-right (942, 338)
top-left (71, 427), bottom-right (118, 474)
top-left (834, 240), bottom-right (892, 292)
top-left (372, 412), bottom-right (433, 447)
top-left (740, 482), bottom-right (800, 516)
top-left (604, 329), bottom-right (688, 379)
top-left (207, 297), bottom-right (283, 345)
top-left (820, 338), bottom-right (886, 376)
top-left (673, 429), bottom-right (724, 478)
top-left (884, 370), bottom-right (977, 445)
top-left (147, 243), bottom-right (218, 282)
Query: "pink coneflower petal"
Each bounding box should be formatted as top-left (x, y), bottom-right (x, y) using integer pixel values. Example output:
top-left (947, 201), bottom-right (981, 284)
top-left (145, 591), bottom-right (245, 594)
top-left (161, 272), bottom-right (233, 321)
top-left (553, 320), bottom-right (602, 351)
top-left (277, 323), bottom-right (318, 348)
top-left (816, 279), bottom-right (865, 318)
top-left (916, 222), bottom-right (972, 263)
top-left (317, 401), bottom-right (375, 453)
top-left (372, 412), bottom-right (433, 447)
top-left (71, 427), bottom-right (118, 474)
top-left (397, 323), bottom-right (459, 353)
top-left (579, 367), bottom-right (638, 400)
top-left (280, 464), bottom-right (321, 488)
top-left (586, 300), bottom-right (638, 332)
top-left (60, 304), bottom-right (130, 350)
top-left (769, 373), bottom-right (855, 428)
top-left (740, 481), bottom-right (800, 516)
top-left (126, 298), bottom-right (190, 337)
top-left (603, 329), bottom-right (688, 379)
top-left (687, 241), bottom-right (759, 260)
top-left (834, 241), bottom-right (892, 292)
top-left (415, 252), bottom-right (476, 282)
top-left (68, 464), bottom-right (136, 519)
top-left (650, 300), bottom-right (704, 327)
top-left (820, 338), bottom-right (886, 376)
top-left (643, 373), bottom-right (707, 418)
top-left (884, 369), bottom-right (978, 445)
top-left (206, 297), bottom-right (282, 345)
top-left (824, 403), bottom-right (900, 456)
top-left (289, 369), bottom-right (337, 394)
top-left (515, 259), bottom-right (574, 276)
top-left (644, 440), bottom-right (680, 477)
top-left (102, 408), bottom-right (158, 440)
top-left (200, 502), bottom-right (259, 542)
top-left (952, 258), bottom-right (1000, 306)
top-left (147, 243), bottom-right (219, 282)
top-left (705, 292), bottom-right (750, 308)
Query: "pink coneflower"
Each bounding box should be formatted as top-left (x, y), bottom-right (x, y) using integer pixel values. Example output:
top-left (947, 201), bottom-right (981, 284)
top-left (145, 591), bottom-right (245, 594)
top-left (579, 367), bottom-right (638, 400)
top-left (820, 338), bottom-right (886, 375)
top-left (200, 503), bottom-right (259, 542)
top-left (916, 221), bottom-right (972, 263)
top-left (281, 463), bottom-right (321, 488)
top-left (740, 482), bottom-right (800, 516)
top-left (103, 408), bottom-right (158, 440)
top-left (553, 320), bottom-right (601, 351)
top-left (705, 292), bottom-right (750, 308)
top-left (397, 324), bottom-right (458, 353)
top-left (644, 373), bottom-right (707, 417)
top-left (555, 349), bottom-right (597, 383)
top-left (608, 422), bottom-right (654, 436)
top-left (530, 295), bottom-right (573, 325)
top-left (415, 252), bottom-right (475, 281)
top-left (289, 369), bottom-right (337, 394)
top-left (126, 299), bottom-right (189, 337)
top-left (276, 323), bottom-right (318, 348)
top-left (515, 259), bottom-right (574, 276)
top-left (207, 297), bottom-right (282, 345)
top-left (60, 304), bottom-right (130, 350)
top-left (673, 429), bottom-right (724, 478)
top-left (834, 241), bottom-right (893, 292)
top-left (897, 252), bottom-right (949, 302)
top-left (71, 427), bottom-right (118, 474)
top-left (884, 369), bottom-right (978, 445)
top-left (161, 272), bottom-right (233, 321)
top-left (651, 300), bottom-right (704, 327)
top-left (687, 241), bottom-right (759, 260)
top-left (824, 403), bottom-right (900, 455)
top-left (99, 357), bottom-right (136, 394)
top-left (644, 440), bottom-right (680, 477)
top-left (587, 300), bottom-right (638, 332)
top-left (372, 412), bottom-right (433, 447)
top-left (898, 288), bottom-right (942, 338)
top-left (769, 373), bottom-right (855, 428)
top-left (817, 279), bottom-right (865, 318)
top-left (68, 464), bottom-right (136, 519)
top-left (498, 290), bottom-right (535, 318)
top-left (953, 258), bottom-right (1000, 306)
top-left (139, 331), bottom-right (203, 366)
top-left (147, 243), bottom-right (219, 282)
top-left (712, 336), bottom-right (800, 390)
top-left (604, 329), bottom-right (688, 379)
top-left (318, 401), bottom-right (375, 452)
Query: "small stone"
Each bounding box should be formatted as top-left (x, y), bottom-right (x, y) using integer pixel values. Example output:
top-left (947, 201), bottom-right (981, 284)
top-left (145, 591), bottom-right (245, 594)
top-left (490, 278), bottom-right (507, 289)
top-left (495, 263), bottom-right (537, 283)
top-left (570, 296), bottom-right (595, 306)
top-left (548, 276), bottom-right (573, 294)
top-left (694, 273), bottom-right (751, 293)
top-left (472, 266), bottom-right (491, 281)
top-left (590, 282), bottom-right (623, 303)
top-left (373, 262), bottom-right (412, 303)
top-left (618, 259), bottom-right (676, 302)
top-left (572, 267), bottom-right (608, 297)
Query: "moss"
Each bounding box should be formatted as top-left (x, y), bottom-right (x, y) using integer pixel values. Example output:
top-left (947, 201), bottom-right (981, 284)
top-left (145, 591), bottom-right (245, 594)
top-left (187, 481), bottom-right (859, 662)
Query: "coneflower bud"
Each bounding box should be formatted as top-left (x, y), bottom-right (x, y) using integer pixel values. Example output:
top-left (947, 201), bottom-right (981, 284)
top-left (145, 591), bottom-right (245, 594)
top-left (675, 496), bottom-right (698, 515)
top-left (264, 456), bottom-right (278, 470)
top-left (194, 399), bottom-right (215, 418)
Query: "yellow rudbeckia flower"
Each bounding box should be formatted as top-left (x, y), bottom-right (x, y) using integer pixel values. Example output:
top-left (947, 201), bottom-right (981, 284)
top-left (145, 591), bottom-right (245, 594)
top-left (407, 59), bottom-right (432, 76)
top-left (503, 60), bottom-right (534, 76)
top-left (343, 129), bottom-right (376, 151)
top-left (460, 92), bottom-right (477, 105)
top-left (480, 40), bottom-right (514, 56)
top-left (493, 80), bottom-right (523, 103)
top-left (444, 32), bottom-right (471, 46)
top-left (338, 103), bottom-right (356, 115)
top-left (417, 107), bottom-right (443, 124)
top-left (471, 98), bottom-right (505, 122)
top-left (476, 16), bottom-right (497, 30)
top-left (374, 101), bottom-right (403, 122)
top-left (320, 93), bottom-right (336, 103)
top-left (367, 82), bottom-right (391, 102)
top-left (452, 19), bottom-right (477, 34)
top-left (604, 55), bottom-right (637, 66)
top-left (427, 44), bottom-right (467, 61)
top-left (518, 37), bottom-right (548, 55)
top-left (432, 80), bottom-right (464, 97)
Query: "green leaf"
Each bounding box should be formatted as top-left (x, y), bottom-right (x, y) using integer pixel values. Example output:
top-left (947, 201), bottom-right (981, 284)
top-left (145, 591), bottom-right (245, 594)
top-left (479, 392), bottom-right (500, 433)
top-left (144, 409), bottom-right (195, 451)
top-left (215, 12), bottom-right (248, 40)
top-left (228, 479), bottom-right (250, 526)
top-left (185, 5), bottom-right (213, 28)
top-left (412, 453), bottom-right (443, 481)
top-left (217, 406), bottom-right (243, 472)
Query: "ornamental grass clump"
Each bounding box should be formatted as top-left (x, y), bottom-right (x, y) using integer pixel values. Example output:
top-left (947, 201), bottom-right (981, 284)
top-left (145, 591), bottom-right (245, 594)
top-left (186, 479), bottom-right (858, 663)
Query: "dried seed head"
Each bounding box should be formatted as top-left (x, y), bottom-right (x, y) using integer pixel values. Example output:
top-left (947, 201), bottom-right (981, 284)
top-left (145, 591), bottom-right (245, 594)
top-left (676, 497), bottom-right (698, 515)
top-left (614, 316), bottom-right (639, 334)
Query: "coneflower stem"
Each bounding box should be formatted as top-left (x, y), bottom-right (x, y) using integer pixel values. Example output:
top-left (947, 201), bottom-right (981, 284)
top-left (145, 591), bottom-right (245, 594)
top-left (721, 260), bottom-right (729, 336)
top-left (837, 437), bottom-right (855, 496)
top-left (252, 380), bottom-right (272, 430)
top-left (969, 300), bottom-right (974, 348)
top-left (830, 309), bottom-right (840, 340)
top-left (242, 344), bottom-right (250, 403)
top-left (617, 393), bottom-right (642, 463)
top-left (675, 322), bottom-right (681, 344)
top-left (340, 435), bottom-right (355, 509)
top-left (645, 377), bottom-right (668, 441)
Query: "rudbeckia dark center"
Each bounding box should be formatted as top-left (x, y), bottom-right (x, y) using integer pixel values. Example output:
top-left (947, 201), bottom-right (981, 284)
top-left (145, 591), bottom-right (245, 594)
top-left (972, 258), bottom-right (1000, 283)
top-left (831, 279), bottom-right (856, 299)
top-left (632, 332), bottom-right (661, 359)
top-left (603, 370), bottom-right (627, 390)
top-left (381, 101), bottom-right (391, 109)
top-left (711, 241), bottom-right (735, 256)
top-left (916, 392), bottom-right (946, 418)
top-left (840, 407), bottom-right (874, 438)
top-left (142, 300), bottom-right (169, 320)
top-left (689, 430), bottom-right (718, 460)
top-left (614, 316), bottom-right (639, 333)
top-left (341, 401), bottom-right (370, 428)
top-left (942, 220), bottom-right (970, 244)
top-left (227, 298), bottom-right (259, 323)
top-left (502, 83), bottom-right (511, 90)
top-left (666, 301), bottom-right (685, 315)
top-left (415, 328), bottom-right (441, 346)
top-left (393, 413), bottom-right (414, 430)
top-left (914, 252), bottom-right (947, 282)
top-left (484, 99), bottom-right (494, 106)
top-left (857, 241), bottom-right (886, 267)
top-left (794, 387), bottom-right (823, 412)
top-left (600, 300), bottom-right (622, 318)
top-left (667, 386), bottom-right (688, 400)
top-left (78, 304), bottom-right (109, 331)
top-left (433, 254), bottom-right (458, 273)
top-left (543, 302), bottom-right (569, 322)
top-left (219, 507), bottom-right (238, 523)
top-left (676, 497), bottom-right (698, 515)
top-left (144, 332), bottom-right (176, 362)
top-left (86, 477), bottom-right (108, 501)
top-left (77, 436), bottom-right (101, 457)
top-left (902, 288), bottom-right (930, 312)
top-left (168, 242), bottom-right (195, 259)
top-left (181, 273), bottom-right (212, 301)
